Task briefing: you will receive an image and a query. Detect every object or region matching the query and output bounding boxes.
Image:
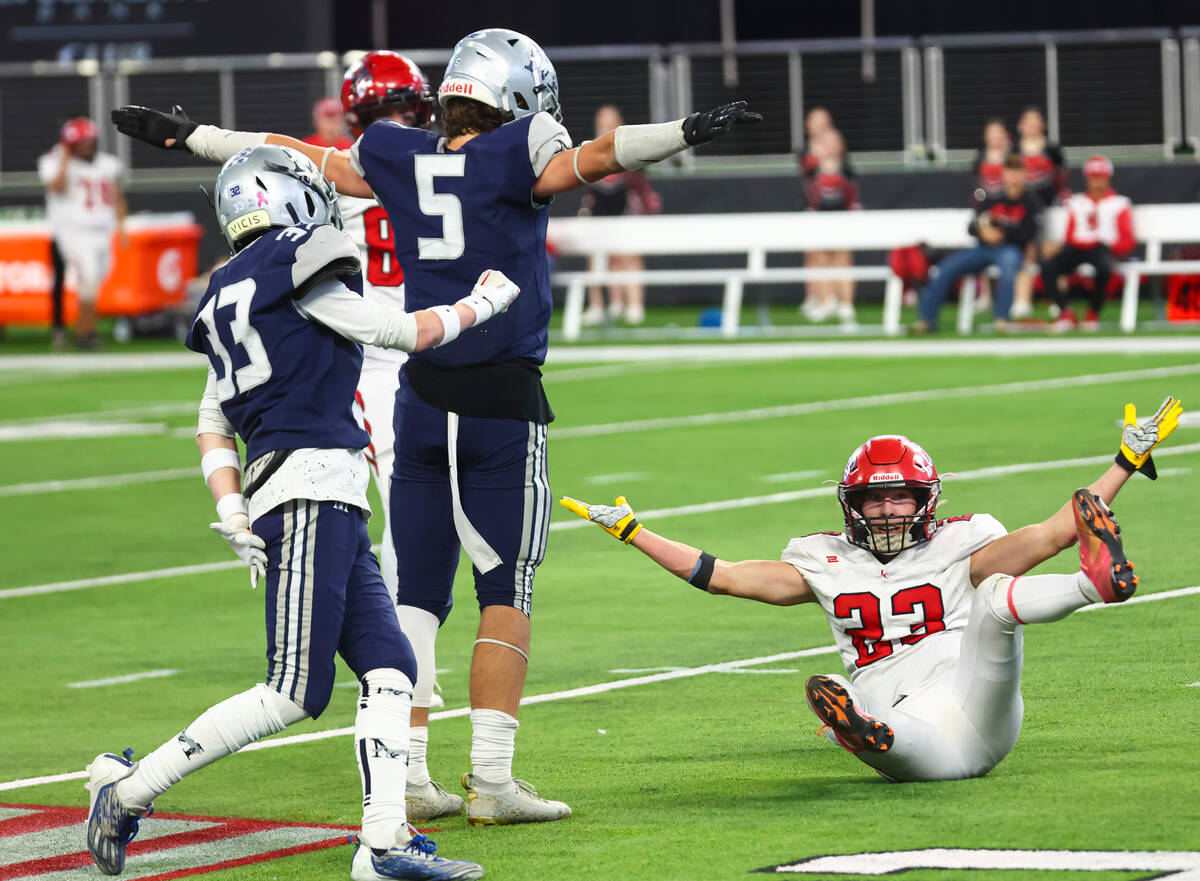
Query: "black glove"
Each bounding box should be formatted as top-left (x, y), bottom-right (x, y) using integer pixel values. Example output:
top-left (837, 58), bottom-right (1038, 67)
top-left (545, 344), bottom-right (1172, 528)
top-left (681, 100), bottom-right (763, 146)
top-left (110, 105), bottom-right (198, 151)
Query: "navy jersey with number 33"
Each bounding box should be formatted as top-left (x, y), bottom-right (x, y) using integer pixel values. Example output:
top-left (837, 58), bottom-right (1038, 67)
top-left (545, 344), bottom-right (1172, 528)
top-left (352, 112), bottom-right (570, 368)
top-left (185, 223), bottom-right (370, 464)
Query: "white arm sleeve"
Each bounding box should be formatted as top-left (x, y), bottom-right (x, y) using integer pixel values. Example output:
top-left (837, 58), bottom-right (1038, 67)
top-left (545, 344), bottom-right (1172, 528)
top-left (612, 120), bottom-right (689, 171)
top-left (295, 276), bottom-right (419, 352)
top-left (185, 125), bottom-right (269, 163)
top-left (197, 366), bottom-right (236, 437)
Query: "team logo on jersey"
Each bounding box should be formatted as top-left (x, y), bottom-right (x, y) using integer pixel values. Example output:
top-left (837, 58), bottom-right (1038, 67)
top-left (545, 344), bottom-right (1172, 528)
top-left (826, 555), bottom-right (838, 563)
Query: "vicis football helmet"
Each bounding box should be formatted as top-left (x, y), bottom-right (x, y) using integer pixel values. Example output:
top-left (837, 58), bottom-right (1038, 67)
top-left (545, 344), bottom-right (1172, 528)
top-left (213, 145), bottom-right (342, 251)
top-left (341, 50), bottom-right (434, 137)
top-left (838, 435), bottom-right (942, 555)
top-left (439, 28), bottom-right (562, 123)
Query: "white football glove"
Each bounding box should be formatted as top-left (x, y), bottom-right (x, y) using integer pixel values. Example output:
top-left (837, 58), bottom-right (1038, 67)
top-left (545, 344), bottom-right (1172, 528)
top-left (210, 512), bottom-right (267, 589)
top-left (459, 269), bottom-right (520, 325)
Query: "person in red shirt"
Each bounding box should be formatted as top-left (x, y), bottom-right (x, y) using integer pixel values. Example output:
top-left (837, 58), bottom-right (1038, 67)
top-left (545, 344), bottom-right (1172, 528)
top-left (1041, 155), bottom-right (1135, 332)
top-left (301, 96), bottom-right (353, 150)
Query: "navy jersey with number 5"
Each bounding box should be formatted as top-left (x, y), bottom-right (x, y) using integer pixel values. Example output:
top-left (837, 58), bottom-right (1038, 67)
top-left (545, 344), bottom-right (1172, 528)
top-left (352, 112), bottom-right (570, 368)
top-left (185, 223), bottom-right (370, 464)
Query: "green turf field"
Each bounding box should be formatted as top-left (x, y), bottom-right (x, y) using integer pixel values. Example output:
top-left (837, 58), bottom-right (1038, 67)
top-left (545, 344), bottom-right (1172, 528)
top-left (2, 342), bottom-right (1199, 879)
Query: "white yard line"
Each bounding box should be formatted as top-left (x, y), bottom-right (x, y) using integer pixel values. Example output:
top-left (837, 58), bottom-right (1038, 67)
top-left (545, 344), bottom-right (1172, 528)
top-left (4, 584), bottom-right (1199, 792)
top-left (6, 442), bottom-right (1200, 600)
top-left (553, 363), bottom-right (1200, 439)
top-left (0, 401), bottom-right (194, 427)
top-left (762, 470), bottom-right (827, 483)
top-left (66, 669), bottom-right (179, 689)
top-left (0, 468), bottom-right (194, 498)
top-left (4, 338), bottom-right (1200, 378)
top-left (0, 421), bottom-right (167, 442)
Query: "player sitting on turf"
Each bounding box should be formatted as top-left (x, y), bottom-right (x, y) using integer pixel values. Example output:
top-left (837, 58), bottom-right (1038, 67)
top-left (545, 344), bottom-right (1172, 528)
top-left (561, 398), bottom-right (1181, 782)
top-left (83, 144), bottom-right (518, 880)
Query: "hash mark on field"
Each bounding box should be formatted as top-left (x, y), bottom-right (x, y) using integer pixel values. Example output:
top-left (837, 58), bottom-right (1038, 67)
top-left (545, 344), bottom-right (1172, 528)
top-left (761, 470), bottom-right (826, 483)
top-left (66, 669), bottom-right (179, 689)
top-left (583, 471), bottom-right (648, 485)
top-left (609, 666), bottom-right (799, 675)
top-left (1187, 682), bottom-right (1200, 687)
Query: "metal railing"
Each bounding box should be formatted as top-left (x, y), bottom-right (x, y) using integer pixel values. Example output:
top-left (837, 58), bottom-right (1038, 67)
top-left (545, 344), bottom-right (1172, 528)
top-left (1, 26), bottom-right (1197, 191)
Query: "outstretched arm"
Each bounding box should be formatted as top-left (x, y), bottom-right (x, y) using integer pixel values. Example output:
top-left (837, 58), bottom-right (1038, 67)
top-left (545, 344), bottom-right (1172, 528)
top-left (970, 396), bottom-right (1183, 586)
top-left (110, 105), bottom-right (374, 197)
top-left (532, 101), bottom-right (762, 198)
top-left (559, 495), bottom-right (814, 606)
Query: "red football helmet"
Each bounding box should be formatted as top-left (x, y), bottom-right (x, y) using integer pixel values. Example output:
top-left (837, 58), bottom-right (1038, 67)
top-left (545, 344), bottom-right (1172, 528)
top-left (61, 117), bottom-right (98, 146)
top-left (837, 435), bottom-right (942, 554)
top-left (341, 51), bottom-right (434, 136)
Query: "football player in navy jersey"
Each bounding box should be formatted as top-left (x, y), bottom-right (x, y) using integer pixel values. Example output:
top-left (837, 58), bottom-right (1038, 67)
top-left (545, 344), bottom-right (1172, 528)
top-left (113, 29), bottom-right (760, 825)
top-left (83, 145), bottom-right (518, 881)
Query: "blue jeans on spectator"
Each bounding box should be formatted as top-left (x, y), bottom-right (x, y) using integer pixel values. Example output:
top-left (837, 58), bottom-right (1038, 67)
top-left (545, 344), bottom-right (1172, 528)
top-left (919, 244), bottom-right (1022, 328)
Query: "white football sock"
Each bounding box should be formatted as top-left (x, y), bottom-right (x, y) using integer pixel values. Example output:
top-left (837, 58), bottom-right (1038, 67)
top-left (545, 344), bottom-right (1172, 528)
top-left (469, 708), bottom-right (519, 795)
top-left (116, 683), bottom-right (306, 811)
top-left (395, 605), bottom-right (439, 708)
top-left (986, 572), bottom-right (1095, 626)
top-left (355, 668), bottom-right (414, 850)
top-left (406, 726), bottom-right (431, 788)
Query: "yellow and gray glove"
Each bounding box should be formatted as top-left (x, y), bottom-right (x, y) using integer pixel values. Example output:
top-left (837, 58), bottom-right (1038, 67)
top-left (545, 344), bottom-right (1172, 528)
top-left (559, 495), bottom-right (644, 543)
top-left (1115, 396), bottom-right (1183, 480)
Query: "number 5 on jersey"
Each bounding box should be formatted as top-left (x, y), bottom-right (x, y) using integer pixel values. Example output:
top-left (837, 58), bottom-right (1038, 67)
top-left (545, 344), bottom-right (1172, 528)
top-left (414, 154), bottom-right (465, 260)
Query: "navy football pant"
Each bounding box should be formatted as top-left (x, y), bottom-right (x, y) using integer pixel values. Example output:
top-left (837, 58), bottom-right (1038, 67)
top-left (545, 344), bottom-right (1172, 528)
top-left (254, 499), bottom-right (416, 718)
top-left (390, 381), bottom-right (550, 624)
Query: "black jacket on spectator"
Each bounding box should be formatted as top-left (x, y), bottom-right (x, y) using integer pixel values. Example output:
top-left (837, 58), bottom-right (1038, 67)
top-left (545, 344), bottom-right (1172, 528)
top-left (968, 193), bottom-right (1040, 247)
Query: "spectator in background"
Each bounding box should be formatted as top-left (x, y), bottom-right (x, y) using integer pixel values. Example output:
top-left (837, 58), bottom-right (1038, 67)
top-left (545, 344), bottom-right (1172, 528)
top-left (1018, 107), bottom-right (1066, 210)
top-left (913, 153), bottom-right (1038, 334)
top-left (301, 97), bottom-right (353, 150)
top-left (1042, 155), bottom-right (1134, 333)
top-left (37, 117), bottom-right (126, 350)
top-left (801, 127), bottom-right (860, 328)
top-left (578, 104), bottom-right (662, 326)
top-left (799, 106), bottom-right (834, 176)
top-left (972, 118), bottom-right (1013, 205)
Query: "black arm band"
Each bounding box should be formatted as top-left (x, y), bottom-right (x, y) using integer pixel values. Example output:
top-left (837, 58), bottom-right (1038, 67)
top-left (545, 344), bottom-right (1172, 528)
top-left (688, 551), bottom-right (717, 591)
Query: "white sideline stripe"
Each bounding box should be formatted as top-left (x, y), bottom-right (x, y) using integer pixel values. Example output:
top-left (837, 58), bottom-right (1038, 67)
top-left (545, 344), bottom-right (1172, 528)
top-left (66, 668), bottom-right (179, 689)
top-left (0, 468), bottom-right (194, 497)
top-left (552, 363), bottom-right (1200, 439)
top-left (6, 443), bottom-right (1200, 600)
top-left (762, 470), bottom-right (826, 483)
top-left (5, 584), bottom-right (1198, 793)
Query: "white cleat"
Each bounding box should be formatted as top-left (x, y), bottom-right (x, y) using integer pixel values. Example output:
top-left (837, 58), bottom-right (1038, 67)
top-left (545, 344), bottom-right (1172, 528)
top-left (349, 832), bottom-right (483, 880)
top-left (406, 779), bottom-right (464, 823)
top-left (85, 750), bottom-right (151, 875)
top-left (461, 773), bottom-right (571, 827)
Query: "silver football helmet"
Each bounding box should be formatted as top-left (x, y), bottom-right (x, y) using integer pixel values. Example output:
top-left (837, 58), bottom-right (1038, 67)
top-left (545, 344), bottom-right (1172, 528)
top-left (439, 28), bottom-right (562, 123)
top-left (213, 144), bottom-right (342, 251)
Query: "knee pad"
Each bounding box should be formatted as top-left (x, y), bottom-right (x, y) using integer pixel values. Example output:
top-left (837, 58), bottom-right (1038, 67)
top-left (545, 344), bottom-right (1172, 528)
top-left (977, 572), bottom-right (1017, 624)
top-left (253, 682), bottom-right (309, 731)
top-left (395, 605), bottom-right (438, 708)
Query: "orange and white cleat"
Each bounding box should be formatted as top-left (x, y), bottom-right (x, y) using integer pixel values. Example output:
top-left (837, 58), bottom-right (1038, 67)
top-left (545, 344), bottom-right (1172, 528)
top-left (1073, 488), bottom-right (1138, 604)
top-left (804, 675), bottom-right (894, 754)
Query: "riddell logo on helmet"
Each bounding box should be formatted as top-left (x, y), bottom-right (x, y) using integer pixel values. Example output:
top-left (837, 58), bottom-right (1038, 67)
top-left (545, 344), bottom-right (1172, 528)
top-left (440, 81), bottom-right (474, 96)
top-left (869, 472), bottom-right (904, 482)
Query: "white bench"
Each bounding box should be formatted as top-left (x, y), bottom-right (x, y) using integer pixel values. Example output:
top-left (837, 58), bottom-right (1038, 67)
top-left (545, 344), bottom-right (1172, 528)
top-left (547, 204), bottom-right (1200, 338)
